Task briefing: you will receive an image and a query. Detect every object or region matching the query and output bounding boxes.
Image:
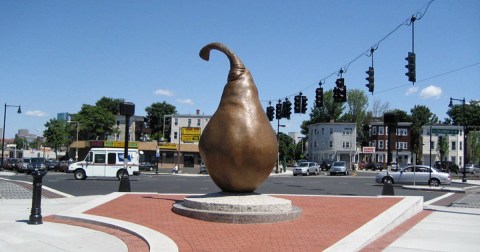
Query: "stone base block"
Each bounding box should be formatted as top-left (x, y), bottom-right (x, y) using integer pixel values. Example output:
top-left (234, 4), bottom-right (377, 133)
top-left (172, 192), bottom-right (302, 224)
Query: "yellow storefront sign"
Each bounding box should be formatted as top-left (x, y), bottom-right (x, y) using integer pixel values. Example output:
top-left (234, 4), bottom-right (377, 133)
top-left (104, 141), bottom-right (138, 149)
top-left (181, 127), bottom-right (201, 135)
top-left (181, 135), bottom-right (200, 142)
top-left (160, 143), bottom-right (178, 150)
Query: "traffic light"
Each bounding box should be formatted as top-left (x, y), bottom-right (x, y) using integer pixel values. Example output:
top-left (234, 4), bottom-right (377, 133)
top-left (365, 67), bottom-right (374, 94)
top-left (301, 95), bottom-right (307, 113)
top-left (294, 95), bottom-right (301, 113)
top-left (335, 78), bottom-right (347, 102)
top-left (405, 52), bottom-right (416, 83)
top-left (266, 106), bottom-right (274, 121)
top-left (275, 102), bottom-right (282, 120)
top-left (282, 98), bottom-right (292, 119)
top-left (315, 87), bottom-right (323, 107)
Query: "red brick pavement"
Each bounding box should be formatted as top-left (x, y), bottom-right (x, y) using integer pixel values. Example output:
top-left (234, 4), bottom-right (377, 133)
top-left (82, 194), bottom-right (404, 251)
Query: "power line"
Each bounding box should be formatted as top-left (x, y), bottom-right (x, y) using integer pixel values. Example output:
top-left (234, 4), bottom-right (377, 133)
top-left (375, 62), bottom-right (480, 94)
top-left (261, 0), bottom-right (435, 103)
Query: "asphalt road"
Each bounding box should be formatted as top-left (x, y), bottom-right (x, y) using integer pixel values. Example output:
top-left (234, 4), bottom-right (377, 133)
top-left (2, 171), bottom-right (451, 202)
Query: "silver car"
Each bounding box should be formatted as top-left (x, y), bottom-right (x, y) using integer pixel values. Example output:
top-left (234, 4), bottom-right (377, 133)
top-left (330, 161), bottom-right (349, 176)
top-left (293, 162), bottom-right (319, 176)
top-left (459, 164), bottom-right (479, 174)
top-left (375, 165), bottom-right (451, 187)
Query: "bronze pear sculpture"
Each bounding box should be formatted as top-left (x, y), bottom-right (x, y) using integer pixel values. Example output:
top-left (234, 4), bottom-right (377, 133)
top-left (198, 42), bottom-right (278, 193)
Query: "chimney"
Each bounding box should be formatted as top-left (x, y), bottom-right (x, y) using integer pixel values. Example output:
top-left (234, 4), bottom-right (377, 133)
top-left (196, 109), bottom-right (200, 116)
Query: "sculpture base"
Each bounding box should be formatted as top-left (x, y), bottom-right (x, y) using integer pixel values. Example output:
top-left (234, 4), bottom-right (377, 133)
top-left (172, 192), bottom-right (302, 224)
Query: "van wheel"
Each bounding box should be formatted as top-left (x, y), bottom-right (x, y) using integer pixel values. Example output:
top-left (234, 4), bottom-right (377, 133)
top-left (74, 170), bottom-right (86, 180)
top-left (117, 170), bottom-right (128, 180)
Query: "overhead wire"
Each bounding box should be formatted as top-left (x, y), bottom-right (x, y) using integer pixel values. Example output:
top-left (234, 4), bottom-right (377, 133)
top-left (262, 0), bottom-right (435, 104)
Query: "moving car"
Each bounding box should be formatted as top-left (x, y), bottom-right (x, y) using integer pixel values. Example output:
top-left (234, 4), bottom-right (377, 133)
top-left (199, 164), bottom-right (208, 174)
top-left (293, 162), bottom-right (319, 176)
top-left (139, 162), bottom-right (155, 171)
top-left (459, 164), bottom-right (479, 174)
top-left (375, 165), bottom-right (451, 187)
top-left (330, 161), bottom-right (349, 176)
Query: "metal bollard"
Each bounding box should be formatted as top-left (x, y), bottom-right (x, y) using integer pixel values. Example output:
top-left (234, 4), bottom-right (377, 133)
top-left (28, 169), bottom-right (47, 225)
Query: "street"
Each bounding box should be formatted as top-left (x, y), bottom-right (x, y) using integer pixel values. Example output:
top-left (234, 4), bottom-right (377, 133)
top-left (1, 170), bottom-right (453, 202)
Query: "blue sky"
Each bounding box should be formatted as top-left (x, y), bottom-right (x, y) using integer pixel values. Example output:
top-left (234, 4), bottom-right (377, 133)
top-left (1, 0), bottom-right (479, 139)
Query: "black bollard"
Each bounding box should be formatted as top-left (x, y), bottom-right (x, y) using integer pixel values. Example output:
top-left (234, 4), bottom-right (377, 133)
top-left (29, 169), bottom-right (47, 225)
top-left (118, 168), bottom-right (131, 192)
top-left (381, 183), bottom-right (395, 196)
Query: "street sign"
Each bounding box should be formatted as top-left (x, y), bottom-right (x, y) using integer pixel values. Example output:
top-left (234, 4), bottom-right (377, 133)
top-left (431, 128), bottom-right (459, 135)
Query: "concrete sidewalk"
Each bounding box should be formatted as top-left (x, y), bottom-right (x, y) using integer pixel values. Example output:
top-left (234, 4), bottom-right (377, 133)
top-left (1, 173), bottom-right (479, 251)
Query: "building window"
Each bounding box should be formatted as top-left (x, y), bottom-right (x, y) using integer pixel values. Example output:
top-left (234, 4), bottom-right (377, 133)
top-left (378, 126), bottom-right (384, 135)
top-left (397, 128), bottom-right (408, 136)
top-left (329, 141), bottom-right (333, 148)
top-left (459, 141), bottom-right (462, 150)
top-left (314, 141), bottom-right (317, 148)
top-left (372, 126), bottom-right (377, 135)
top-left (197, 119), bottom-right (201, 126)
top-left (343, 142), bottom-right (350, 148)
top-left (174, 118), bottom-right (178, 126)
top-left (330, 128), bottom-right (333, 134)
top-left (174, 132), bottom-right (178, 139)
top-left (378, 140), bottom-right (384, 149)
top-left (188, 119), bottom-right (192, 127)
top-left (397, 142), bottom-right (408, 149)
top-left (371, 140), bottom-right (376, 148)
top-left (451, 141), bottom-right (456, 151)
top-left (321, 128), bottom-right (324, 135)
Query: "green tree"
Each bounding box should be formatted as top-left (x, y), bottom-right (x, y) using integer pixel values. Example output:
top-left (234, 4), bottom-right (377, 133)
top-left (340, 89), bottom-right (369, 145)
top-left (410, 105), bottom-right (438, 156)
top-left (447, 100), bottom-right (480, 133)
top-left (14, 136), bottom-right (28, 150)
top-left (44, 119), bottom-right (69, 158)
top-left (470, 131), bottom-right (480, 165)
top-left (278, 133), bottom-right (295, 165)
top-left (438, 136), bottom-right (449, 162)
top-left (72, 104), bottom-right (116, 140)
top-left (300, 89), bottom-right (344, 135)
top-left (145, 101), bottom-right (177, 139)
top-left (95, 97), bottom-right (125, 115)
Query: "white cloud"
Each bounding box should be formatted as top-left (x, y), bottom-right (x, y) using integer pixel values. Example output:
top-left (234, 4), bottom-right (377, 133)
top-left (25, 110), bottom-right (48, 117)
top-left (420, 85), bottom-right (442, 99)
top-left (176, 98), bottom-right (194, 105)
top-left (154, 89), bottom-right (174, 96)
top-left (405, 87), bottom-right (418, 96)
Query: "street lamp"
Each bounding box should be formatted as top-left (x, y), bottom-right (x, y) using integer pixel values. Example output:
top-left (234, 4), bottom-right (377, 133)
top-left (67, 121), bottom-right (80, 161)
top-left (449, 97), bottom-right (467, 183)
top-left (1, 104), bottom-right (21, 169)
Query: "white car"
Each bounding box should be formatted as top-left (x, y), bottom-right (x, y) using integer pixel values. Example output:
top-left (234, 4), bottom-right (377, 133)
top-left (293, 162), bottom-right (319, 176)
top-left (375, 165), bottom-right (451, 187)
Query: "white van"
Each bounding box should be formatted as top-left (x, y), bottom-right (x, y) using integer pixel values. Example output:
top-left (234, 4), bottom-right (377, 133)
top-left (68, 148), bottom-right (140, 180)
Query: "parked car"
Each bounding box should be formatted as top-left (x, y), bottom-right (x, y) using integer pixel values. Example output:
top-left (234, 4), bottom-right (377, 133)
top-left (434, 161), bottom-right (459, 174)
top-left (26, 157), bottom-right (46, 174)
top-left (364, 162), bottom-right (384, 171)
top-left (320, 159), bottom-right (333, 171)
top-left (293, 162), bottom-right (319, 176)
top-left (17, 158), bottom-right (31, 173)
top-left (375, 165), bottom-right (451, 187)
top-left (45, 159), bottom-right (58, 171)
top-left (139, 162), bottom-right (155, 171)
top-left (330, 161), bottom-right (349, 176)
top-left (5, 158), bottom-right (20, 170)
top-left (459, 164), bottom-right (479, 174)
top-left (293, 159), bottom-right (308, 167)
top-left (199, 164), bottom-right (208, 174)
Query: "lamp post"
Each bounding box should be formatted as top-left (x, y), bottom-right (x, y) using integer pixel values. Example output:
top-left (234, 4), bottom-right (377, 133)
top-left (1, 104), bottom-right (21, 169)
top-left (449, 97), bottom-right (467, 183)
top-left (67, 121), bottom-right (80, 161)
top-left (275, 123), bottom-right (285, 174)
